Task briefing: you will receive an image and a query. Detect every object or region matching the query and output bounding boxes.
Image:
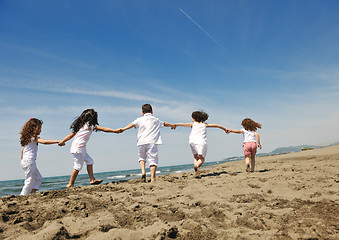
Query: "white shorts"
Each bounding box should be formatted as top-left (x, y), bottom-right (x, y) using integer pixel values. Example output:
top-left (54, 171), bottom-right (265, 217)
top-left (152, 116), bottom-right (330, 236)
top-left (20, 159), bottom-right (42, 195)
top-left (138, 144), bottom-right (159, 166)
top-left (189, 142), bottom-right (207, 158)
top-left (72, 149), bottom-right (94, 171)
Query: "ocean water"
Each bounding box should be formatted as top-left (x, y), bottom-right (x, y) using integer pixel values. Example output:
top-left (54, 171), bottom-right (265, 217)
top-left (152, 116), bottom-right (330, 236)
top-left (0, 157), bottom-right (242, 198)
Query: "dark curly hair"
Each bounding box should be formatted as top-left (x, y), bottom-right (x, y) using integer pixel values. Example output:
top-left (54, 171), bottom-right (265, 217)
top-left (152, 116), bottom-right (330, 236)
top-left (241, 118), bottom-right (262, 131)
top-left (70, 109), bottom-right (99, 133)
top-left (20, 118), bottom-right (43, 146)
top-left (191, 111), bottom-right (209, 123)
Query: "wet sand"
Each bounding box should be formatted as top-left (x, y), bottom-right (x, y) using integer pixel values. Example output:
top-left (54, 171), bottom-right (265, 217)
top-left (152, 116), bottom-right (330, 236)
top-left (1, 145), bottom-right (338, 239)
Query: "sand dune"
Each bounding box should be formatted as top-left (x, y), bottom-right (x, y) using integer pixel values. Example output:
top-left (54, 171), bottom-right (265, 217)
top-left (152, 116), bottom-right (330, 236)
top-left (1, 145), bottom-right (338, 239)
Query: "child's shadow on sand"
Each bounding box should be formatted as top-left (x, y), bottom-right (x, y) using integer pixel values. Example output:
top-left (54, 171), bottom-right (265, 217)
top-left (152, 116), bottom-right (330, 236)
top-left (258, 169), bottom-right (271, 173)
top-left (201, 171), bottom-right (243, 178)
top-left (202, 171), bottom-right (229, 177)
top-left (201, 169), bottom-right (271, 178)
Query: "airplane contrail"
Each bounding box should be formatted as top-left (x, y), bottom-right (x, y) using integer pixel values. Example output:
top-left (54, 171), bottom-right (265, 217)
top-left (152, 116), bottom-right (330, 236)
top-left (179, 8), bottom-right (226, 51)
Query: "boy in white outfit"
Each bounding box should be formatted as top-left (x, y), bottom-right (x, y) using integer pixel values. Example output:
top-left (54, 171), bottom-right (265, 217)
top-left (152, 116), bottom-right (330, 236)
top-left (117, 104), bottom-right (175, 182)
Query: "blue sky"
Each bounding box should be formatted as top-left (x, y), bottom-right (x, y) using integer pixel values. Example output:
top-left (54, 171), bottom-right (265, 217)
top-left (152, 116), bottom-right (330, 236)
top-left (1, 0), bottom-right (339, 180)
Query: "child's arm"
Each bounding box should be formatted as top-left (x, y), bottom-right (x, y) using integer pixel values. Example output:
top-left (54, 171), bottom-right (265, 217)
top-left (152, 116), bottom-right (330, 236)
top-left (96, 126), bottom-right (120, 133)
top-left (255, 132), bottom-right (262, 149)
top-left (116, 123), bottom-right (135, 133)
top-left (164, 122), bottom-right (176, 129)
top-left (21, 147), bottom-right (23, 160)
top-left (37, 137), bottom-right (60, 145)
top-left (205, 123), bottom-right (229, 133)
top-left (58, 132), bottom-right (76, 146)
top-left (174, 123), bottom-right (193, 128)
top-left (227, 129), bottom-right (243, 134)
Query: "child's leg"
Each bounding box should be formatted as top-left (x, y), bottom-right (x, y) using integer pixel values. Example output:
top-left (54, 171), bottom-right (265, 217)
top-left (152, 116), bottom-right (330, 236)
top-left (87, 165), bottom-right (103, 185)
top-left (145, 144), bottom-right (159, 182)
top-left (138, 145), bottom-right (147, 181)
top-left (245, 155), bottom-right (251, 172)
top-left (67, 169), bottom-right (79, 188)
top-left (139, 160), bottom-right (146, 175)
top-left (193, 154), bottom-right (199, 171)
top-left (250, 143), bottom-right (257, 172)
top-left (139, 160), bottom-right (147, 181)
top-left (193, 154), bottom-right (205, 178)
top-left (250, 154), bottom-right (255, 172)
top-left (31, 167), bottom-right (43, 193)
top-left (194, 155), bottom-right (205, 169)
top-left (82, 153), bottom-right (102, 185)
top-left (150, 165), bottom-right (157, 182)
top-left (20, 160), bottom-right (36, 195)
top-left (191, 143), bottom-right (206, 177)
top-left (69, 151), bottom-right (84, 187)
top-left (243, 142), bottom-right (252, 172)
top-left (87, 165), bottom-right (95, 182)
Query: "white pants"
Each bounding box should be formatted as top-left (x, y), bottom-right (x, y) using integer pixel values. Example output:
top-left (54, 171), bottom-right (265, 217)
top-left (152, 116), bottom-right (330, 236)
top-left (72, 149), bottom-right (94, 171)
top-left (138, 144), bottom-right (159, 166)
top-left (189, 142), bottom-right (207, 158)
top-left (20, 159), bottom-right (42, 195)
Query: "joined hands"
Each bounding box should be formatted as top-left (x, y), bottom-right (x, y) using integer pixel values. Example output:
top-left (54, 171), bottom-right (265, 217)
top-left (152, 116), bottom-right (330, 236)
top-left (115, 128), bottom-right (125, 133)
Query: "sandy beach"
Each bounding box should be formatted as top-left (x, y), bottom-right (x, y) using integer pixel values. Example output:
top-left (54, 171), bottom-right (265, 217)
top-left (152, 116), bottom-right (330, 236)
top-left (1, 145), bottom-right (338, 240)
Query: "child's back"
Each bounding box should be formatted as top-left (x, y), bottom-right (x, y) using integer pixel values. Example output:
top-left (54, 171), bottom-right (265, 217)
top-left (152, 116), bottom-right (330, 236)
top-left (134, 113), bottom-right (164, 146)
top-left (189, 122), bottom-right (207, 145)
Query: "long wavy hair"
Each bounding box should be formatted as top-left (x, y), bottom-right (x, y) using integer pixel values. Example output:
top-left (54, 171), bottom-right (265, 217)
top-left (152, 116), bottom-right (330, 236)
top-left (20, 118), bottom-right (43, 146)
top-left (241, 118), bottom-right (262, 131)
top-left (70, 109), bottom-right (99, 133)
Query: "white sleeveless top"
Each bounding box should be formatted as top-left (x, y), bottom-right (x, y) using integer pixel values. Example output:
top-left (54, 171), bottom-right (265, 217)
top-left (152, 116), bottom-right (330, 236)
top-left (189, 122), bottom-right (207, 145)
top-left (23, 139), bottom-right (38, 160)
top-left (242, 128), bottom-right (256, 143)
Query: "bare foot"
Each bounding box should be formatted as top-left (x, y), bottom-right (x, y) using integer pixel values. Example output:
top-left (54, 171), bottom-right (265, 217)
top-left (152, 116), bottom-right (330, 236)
top-left (194, 168), bottom-right (201, 179)
top-left (141, 174), bottom-right (147, 183)
top-left (66, 184), bottom-right (74, 189)
top-left (246, 165), bottom-right (250, 173)
top-left (90, 179), bottom-right (103, 185)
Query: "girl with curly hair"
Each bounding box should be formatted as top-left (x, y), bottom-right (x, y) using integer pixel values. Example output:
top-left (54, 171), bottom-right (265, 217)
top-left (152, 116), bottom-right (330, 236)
top-left (20, 118), bottom-right (60, 195)
top-left (58, 109), bottom-right (120, 188)
top-left (227, 118), bottom-right (262, 173)
top-left (173, 111), bottom-right (229, 178)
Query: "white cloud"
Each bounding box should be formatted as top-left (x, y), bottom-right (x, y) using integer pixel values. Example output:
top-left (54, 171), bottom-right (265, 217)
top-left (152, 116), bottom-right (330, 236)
top-left (0, 73), bottom-right (184, 105)
top-left (0, 42), bottom-right (95, 69)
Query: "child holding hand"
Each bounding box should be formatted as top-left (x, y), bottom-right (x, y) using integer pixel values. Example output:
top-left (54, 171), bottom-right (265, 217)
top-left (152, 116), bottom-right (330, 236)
top-left (174, 111), bottom-right (228, 178)
top-left (59, 109), bottom-right (120, 188)
top-left (117, 104), bottom-right (175, 183)
top-left (20, 118), bottom-right (60, 195)
top-left (227, 118), bottom-right (262, 173)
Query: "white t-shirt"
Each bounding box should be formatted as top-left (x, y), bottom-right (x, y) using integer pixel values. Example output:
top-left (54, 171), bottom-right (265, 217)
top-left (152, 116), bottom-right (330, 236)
top-left (23, 139), bottom-right (38, 160)
top-left (242, 128), bottom-right (256, 143)
top-left (132, 113), bottom-right (164, 146)
top-left (189, 122), bottom-right (207, 145)
top-left (70, 123), bottom-right (96, 153)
